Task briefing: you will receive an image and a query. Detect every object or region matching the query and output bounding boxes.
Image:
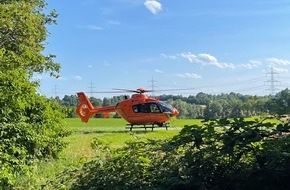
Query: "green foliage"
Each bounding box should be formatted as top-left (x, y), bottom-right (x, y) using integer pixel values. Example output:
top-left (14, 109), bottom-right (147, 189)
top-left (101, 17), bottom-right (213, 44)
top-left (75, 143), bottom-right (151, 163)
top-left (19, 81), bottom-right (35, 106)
top-left (45, 138), bottom-right (167, 190)
top-left (45, 118), bottom-right (290, 190)
top-left (0, 0), bottom-right (60, 76)
top-left (267, 88), bottom-right (290, 115)
top-left (0, 0), bottom-right (68, 188)
top-left (0, 70), bottom-right (69, 187)
top-left (159, 92), bottom-right (271, 119)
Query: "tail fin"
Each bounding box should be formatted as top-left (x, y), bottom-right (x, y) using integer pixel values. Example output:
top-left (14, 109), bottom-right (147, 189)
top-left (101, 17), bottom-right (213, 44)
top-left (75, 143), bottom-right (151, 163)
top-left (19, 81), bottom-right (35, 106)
top-left (76, 92), bottom-right (95, 123)
top-left (76, 92), bottom-right (116, 123)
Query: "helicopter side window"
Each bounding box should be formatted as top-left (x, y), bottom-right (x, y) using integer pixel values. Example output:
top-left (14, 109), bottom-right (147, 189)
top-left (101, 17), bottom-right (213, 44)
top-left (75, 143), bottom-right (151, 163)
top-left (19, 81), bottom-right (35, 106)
top-left (132, 105), bottom-right (138, 113)
top-left (150, 103), bottom-right (161, 113)
top-left (132, 104), bottom-right (149, 113)
top-left (132, 103), bottom-right (160, 113)
top-left (141, 104), bottom-right (150, 113)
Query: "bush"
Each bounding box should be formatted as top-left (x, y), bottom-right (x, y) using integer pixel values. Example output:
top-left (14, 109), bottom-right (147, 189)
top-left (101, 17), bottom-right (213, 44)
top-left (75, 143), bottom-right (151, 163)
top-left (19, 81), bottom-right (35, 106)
top-left (45, 118), bottom-right (290, 190)
top-left (0, 70), bottom-right (69, 188)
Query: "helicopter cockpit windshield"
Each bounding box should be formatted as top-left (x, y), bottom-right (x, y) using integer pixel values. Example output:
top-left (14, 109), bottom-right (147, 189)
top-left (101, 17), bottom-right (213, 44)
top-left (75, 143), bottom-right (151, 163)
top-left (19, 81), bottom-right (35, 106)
top-left (157, 102), bottom-right (174, 113)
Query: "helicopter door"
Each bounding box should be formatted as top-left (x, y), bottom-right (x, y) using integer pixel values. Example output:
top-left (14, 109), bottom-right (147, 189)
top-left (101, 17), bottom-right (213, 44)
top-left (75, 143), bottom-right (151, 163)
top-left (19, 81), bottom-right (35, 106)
top-left (131, 103), bottom-right (166, 124)
top-left (148, 103), bottom-right (167, 124)
top-left (131, 104), bottom-right (151, 123)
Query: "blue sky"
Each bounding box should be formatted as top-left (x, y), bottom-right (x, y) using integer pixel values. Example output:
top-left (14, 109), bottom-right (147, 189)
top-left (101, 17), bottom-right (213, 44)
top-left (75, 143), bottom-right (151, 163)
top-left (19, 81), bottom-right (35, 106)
top-left (39, 0), bottom-right (290, 98)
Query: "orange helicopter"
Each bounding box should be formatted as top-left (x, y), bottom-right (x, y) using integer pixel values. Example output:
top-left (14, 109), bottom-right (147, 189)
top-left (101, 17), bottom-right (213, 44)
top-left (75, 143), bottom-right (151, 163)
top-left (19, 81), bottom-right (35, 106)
top-left (76, 88), bottom-right (179, 129)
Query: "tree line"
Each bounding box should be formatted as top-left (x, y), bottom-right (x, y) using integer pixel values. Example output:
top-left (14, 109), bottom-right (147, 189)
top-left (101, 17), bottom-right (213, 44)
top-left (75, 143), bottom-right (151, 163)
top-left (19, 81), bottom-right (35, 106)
top-left (55, 88), bottom-right (290, 119)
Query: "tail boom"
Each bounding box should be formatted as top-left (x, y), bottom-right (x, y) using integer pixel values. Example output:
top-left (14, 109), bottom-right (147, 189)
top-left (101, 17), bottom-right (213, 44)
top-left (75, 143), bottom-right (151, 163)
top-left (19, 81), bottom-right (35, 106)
top-left (76, 92), bottom-right (115, 123)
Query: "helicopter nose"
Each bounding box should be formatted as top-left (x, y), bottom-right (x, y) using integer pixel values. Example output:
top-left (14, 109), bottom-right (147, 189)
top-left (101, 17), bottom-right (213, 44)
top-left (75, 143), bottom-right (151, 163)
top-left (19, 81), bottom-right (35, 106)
top-left (173, 108), bottom-right (179, 117)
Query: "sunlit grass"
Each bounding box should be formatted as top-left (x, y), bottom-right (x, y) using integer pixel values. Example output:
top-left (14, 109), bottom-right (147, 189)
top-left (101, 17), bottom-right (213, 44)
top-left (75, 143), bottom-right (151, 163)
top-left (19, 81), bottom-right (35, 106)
top-left (60, 117), bottom-right (204, 157)
top-left (17, 118), bottom-right (202, 188)
top-left (18, 117), bottom-right (281, 188)
top-left (63, 118), bottom-right (199, 151)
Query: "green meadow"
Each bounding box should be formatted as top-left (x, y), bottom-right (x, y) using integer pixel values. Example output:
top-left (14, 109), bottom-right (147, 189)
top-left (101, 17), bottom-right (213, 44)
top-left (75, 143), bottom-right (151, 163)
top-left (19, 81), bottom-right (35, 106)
top-left (61, 118), bottom-right (202, 171)
top-left (64, 118), bottom-right (201, 153)
top-left (18, 118), bottom-right (201, 188)
top-left (18, 117), bottom-right (283, 189)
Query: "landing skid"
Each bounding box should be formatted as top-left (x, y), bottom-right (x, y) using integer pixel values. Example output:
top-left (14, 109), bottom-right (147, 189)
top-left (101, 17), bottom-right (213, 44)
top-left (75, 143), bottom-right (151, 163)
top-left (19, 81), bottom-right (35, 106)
top-left (125, 123), bottom-right (169, 131)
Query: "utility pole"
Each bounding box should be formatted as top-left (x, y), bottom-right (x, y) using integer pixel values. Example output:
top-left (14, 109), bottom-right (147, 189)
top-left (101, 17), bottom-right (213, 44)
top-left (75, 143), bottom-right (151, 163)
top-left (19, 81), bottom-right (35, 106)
top-left (88, 81), bottom-right (96, 97)
top-left (54, 84), bottom-right (59, 98)
top-left (148, 77), bottom-right (158, 97)
top-left (266, 66), bottom-right (279, 95)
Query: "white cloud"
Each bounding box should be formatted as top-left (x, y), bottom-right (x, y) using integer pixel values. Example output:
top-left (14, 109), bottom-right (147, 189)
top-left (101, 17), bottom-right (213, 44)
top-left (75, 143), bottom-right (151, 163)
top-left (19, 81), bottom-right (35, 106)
top-left (180, 52), bottom-right (235, 69)
top-left (57, 77), bottom-right (67, 81)
top-left (241, 60), bottom-right (261, 69)
top-left (81, 25), bottom-right (103, 31)
top-left (176, 73), bottom-right (202, 79)
top-left (273, 67), bottom-right (288, 73)
top-left (199, 53), bottom-right (235, 69)
top-left (154, 69), bottom-right (164, 73)
top-left (180, 52), bottom-right (197, 62)
top-left (263, 65), bottom-right (289, 74)
top-left (144, 0), bottom-right (162, 15)
top-left (266, 57), bottom-right (290, 65)
top-left (73, 76), bottom-right (82, 80)
top-left (161, 53), bottom-right (176, 60)
top-left (198, 54), bottom-right (218, 63)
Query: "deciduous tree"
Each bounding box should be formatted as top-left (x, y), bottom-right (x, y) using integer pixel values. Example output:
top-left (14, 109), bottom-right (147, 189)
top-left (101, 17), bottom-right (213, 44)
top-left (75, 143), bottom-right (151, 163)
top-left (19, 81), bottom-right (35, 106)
top-left (0, 0), bottom-right (67, 187)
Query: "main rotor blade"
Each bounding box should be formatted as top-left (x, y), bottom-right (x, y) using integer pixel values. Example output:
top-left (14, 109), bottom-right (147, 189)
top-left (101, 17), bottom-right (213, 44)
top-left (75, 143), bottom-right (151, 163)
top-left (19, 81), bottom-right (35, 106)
top-left (87, 87), bottom-right (194, 94)
top-left (113, 88), bottom-right (154, 93)
top-left (86, 91), bottom-right (126, 94)
top-left (152, 88), bottom-right (195, 93)
top-left (112, 88), bottom-right (139, 93)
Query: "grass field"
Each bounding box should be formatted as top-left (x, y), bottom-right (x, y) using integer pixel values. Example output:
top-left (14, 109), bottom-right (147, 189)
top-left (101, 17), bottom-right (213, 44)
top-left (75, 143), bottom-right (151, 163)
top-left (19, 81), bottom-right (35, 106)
top-left (19, 117), bottom-right (281, 188)
top-left (60, 117), bottom-right (278, 165)
top-left (63, 118), bottom-right (201, 154)
top-left (19, 118), bottom-right (200, 188)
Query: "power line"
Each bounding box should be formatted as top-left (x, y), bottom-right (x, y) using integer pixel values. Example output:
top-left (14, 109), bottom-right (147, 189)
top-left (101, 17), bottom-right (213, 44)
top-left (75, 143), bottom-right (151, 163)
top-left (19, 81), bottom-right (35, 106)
top-left (166, 75), bottom-right (276, 96)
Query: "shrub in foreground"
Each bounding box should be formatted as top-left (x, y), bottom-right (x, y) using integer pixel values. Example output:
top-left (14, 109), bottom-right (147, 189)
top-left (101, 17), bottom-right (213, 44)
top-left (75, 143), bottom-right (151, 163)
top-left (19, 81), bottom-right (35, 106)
top-left (46, 118), bottom-right (290, 190)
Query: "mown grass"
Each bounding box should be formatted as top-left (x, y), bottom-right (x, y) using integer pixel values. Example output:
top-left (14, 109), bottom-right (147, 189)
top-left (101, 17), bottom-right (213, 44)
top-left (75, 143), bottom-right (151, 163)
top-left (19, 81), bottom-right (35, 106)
top-left (64, 118), bottom-right (202, 151)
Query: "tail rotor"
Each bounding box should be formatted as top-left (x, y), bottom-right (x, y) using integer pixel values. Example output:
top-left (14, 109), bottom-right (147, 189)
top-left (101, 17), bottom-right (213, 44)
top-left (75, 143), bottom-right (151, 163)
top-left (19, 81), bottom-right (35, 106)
top-left (76, 92), bottom-right (95, 123)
